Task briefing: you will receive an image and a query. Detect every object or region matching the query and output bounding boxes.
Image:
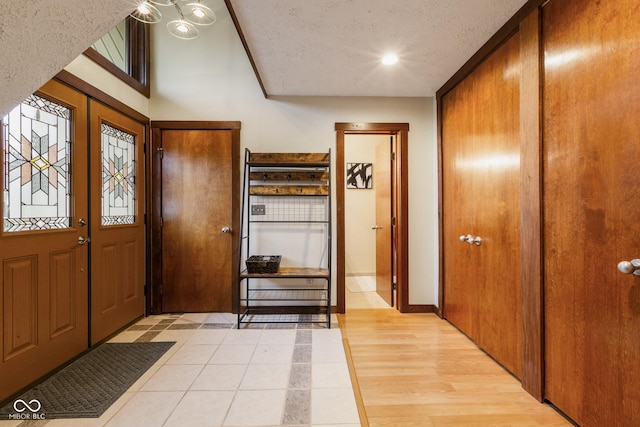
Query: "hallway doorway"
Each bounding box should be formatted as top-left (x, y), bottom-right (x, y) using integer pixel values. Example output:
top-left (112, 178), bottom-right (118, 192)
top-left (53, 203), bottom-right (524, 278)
top-left (343, 134), bottom-right (394, 310)
top-left (335, 122), bottom-right (409, 313)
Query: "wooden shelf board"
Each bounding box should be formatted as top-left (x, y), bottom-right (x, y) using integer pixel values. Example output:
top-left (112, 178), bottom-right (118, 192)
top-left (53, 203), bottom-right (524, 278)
top-left (249, 185), bottom-right (328, 196)
top-left (240, 267), bottom-right (330, 279)
top-left (248, 152), bottom-right (330, 167)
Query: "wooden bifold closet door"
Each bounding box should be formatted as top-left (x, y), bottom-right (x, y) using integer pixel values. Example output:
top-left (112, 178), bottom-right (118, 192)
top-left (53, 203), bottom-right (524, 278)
top-left (442, 31), bottom-right (522, 378)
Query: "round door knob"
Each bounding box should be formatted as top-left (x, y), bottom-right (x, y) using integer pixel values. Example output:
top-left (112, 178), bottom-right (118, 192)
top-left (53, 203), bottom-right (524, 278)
top-left (460, 234), bottom-right (473, 243)
top-left (221, 226), bottom-right (231, 233)
top-left (473, 236), bottom-right (482, 246)
top-left (78, 236), bottom-right (90, 245)
top-left (618, 259), bottom-right (640, 275)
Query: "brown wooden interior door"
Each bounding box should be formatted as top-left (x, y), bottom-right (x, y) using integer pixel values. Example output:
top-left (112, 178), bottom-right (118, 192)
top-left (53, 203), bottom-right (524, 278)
top-left (0, 80), bottom-right (89, 400)
top-left (89, 100), bottom-right (146, 345)
top-left (442, 32), bottom-right (522, 377)
top-left (161, 129), bottom-right (234, 313)
top-left (442, 79), bottom-right (483, 340)
top-left (374, 138), bottom-right (393, 306)
top-left (543, 0), bottom-right (640, 424)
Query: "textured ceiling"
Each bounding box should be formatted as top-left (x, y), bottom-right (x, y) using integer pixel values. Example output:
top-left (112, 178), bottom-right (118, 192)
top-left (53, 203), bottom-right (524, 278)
top-left (0, 0), bottom-right (132, 116)
top-left (228, 0), bottom-right (528, 97)
top-left (0, 0), bottom-right (530, 115)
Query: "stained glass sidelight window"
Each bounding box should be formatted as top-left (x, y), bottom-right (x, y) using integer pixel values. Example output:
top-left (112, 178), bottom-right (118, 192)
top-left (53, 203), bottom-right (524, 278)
top-left (2, 95), bottom-right (72, 232)
top-left (101, 123), bottom-right (136, 225)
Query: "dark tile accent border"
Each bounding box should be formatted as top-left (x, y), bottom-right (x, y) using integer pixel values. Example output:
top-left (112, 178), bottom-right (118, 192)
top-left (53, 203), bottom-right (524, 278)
top-left (135, 331), bottom-right (161, 342)
top-left (167, 323), bottom-right (200, 330)
top-left (283, 330), bottom-right (313, 425)
top-left (127, 324), bottom-right (152, 331)
top-left (282, 389), bottom-right (311, 425)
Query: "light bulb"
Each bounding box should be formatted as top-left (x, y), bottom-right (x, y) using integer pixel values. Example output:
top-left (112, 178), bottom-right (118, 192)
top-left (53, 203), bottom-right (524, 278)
top-left (193, 8), bottom-right (205, 18)
top-left (382, 54), bottom-right (398, 65)
top-left (177, 23), bottom-right (189, 33)
top-left (138, 3), bottom-right (151, 14)
top-left (130, 1), bottom-right (162, 23)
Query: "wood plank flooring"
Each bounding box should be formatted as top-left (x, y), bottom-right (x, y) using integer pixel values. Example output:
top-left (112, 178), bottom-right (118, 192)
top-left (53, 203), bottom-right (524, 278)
top-left (338, 309), bottom-right (571, 427)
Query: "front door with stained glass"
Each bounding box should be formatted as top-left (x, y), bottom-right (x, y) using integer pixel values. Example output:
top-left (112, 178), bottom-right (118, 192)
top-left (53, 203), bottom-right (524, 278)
top-left (0, 80), bottom-right (89, 402)
top-left (89, 99), bottom-right (145, 345)
top-left (3, 94), bottom-right (73, 231)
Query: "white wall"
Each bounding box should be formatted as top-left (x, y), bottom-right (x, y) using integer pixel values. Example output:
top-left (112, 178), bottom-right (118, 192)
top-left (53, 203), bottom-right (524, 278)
top-left (64, 55), bottom-right (150, 117)
top-left (148, 0), bottom-right (438, 306)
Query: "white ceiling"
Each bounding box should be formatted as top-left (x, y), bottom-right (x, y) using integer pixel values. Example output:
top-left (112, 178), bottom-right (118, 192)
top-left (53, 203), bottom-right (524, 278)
top-left (0, 0), bottom-right (528, 115)
top-left (228, 0), bottom-right (528, 97)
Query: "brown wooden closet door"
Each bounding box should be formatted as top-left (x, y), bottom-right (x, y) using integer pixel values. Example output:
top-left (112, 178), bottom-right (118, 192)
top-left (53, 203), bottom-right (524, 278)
top-left (543, 0), bottom-right (640, 425)
top-left (0, 80), bottom-right (89, 400)
top-left (161, 129), bottom-right (234, 313)
top-left (442, 78), bottom-right (480, 339)
top-left (89, 100), bottom-right (146, 345)
top-left (442, 33), bottom-right (521, 377)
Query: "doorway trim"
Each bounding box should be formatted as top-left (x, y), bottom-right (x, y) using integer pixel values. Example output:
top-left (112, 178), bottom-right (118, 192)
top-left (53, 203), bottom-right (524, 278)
top-left (148, 121), bottom-right (241, 314)
top-left (335, 122), bottom-right (409, 313)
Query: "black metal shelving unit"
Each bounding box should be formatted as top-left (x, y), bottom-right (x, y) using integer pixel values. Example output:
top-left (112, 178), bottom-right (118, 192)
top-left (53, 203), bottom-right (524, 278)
top-left (237, 149), bottom-right (332, 328)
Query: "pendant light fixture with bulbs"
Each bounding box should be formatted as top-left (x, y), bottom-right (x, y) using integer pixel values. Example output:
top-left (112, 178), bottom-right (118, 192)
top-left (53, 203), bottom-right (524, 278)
top-left (130, 0), bottom-right (216, 40)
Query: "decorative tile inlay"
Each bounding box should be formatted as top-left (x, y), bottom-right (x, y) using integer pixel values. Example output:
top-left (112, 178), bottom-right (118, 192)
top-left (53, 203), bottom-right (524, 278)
top-left (288, 363), bottom-right (311, 389)
top-left (292, 344), bottom-right (312, 363)
top-left (282, 389), bottom-right (311, 425)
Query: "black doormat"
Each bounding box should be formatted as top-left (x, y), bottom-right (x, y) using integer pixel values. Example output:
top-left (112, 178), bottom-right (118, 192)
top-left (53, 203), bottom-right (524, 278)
top-left (0, 341), bottom-right (175, 420)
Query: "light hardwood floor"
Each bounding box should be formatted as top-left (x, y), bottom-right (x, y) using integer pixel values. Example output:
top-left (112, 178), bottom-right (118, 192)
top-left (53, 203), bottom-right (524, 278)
top-left (339, 309), bottom-right (572, 427)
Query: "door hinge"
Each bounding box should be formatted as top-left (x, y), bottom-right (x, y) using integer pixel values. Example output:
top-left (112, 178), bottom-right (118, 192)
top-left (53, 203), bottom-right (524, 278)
top-left (157, 147), bottom-right (164, 159)
top-left (393, 283), bottom-right (397, 290)
top-left (392, 152), bottom-right (396, 161)
top-left (159, 217), bottom-right (163, 227)
top-left (392, 217), bottom-right (397, 226)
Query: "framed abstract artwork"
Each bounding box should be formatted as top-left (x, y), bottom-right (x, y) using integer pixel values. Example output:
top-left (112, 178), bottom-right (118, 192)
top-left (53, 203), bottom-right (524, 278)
top-left (346, 162), bottom-right (373, 189)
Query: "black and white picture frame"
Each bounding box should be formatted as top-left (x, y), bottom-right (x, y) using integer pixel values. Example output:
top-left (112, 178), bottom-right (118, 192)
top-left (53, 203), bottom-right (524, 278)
top-left (346, 162), bottom-right (373, 189)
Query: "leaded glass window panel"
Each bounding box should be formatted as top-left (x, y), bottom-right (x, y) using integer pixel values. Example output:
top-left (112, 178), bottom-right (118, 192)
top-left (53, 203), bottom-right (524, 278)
top-left (2, 94), bottom-right (72, 232)
top-left (101, 123), bottom-right (136, 225)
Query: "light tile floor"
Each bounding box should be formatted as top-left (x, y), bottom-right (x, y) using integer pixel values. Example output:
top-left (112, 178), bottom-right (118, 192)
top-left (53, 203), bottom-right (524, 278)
top-left (0, 313), bottom-right (360, 427)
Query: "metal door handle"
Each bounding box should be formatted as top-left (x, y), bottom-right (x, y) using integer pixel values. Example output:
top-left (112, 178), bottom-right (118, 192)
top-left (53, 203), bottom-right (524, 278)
top-left (618, 259), bottom-right (640, 275)
top-left (459, 234), bottom-right (481, 245)
top-left (78, 236), bottom-right (91, 245)
top-left (221, 226), bottom-right (231, 233)
top-left (372, 225), bottom-right (381, 230)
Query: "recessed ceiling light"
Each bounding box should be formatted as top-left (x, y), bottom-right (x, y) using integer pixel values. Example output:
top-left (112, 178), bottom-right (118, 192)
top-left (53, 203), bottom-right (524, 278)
top-left (382, 54), bottom-right (398, 65)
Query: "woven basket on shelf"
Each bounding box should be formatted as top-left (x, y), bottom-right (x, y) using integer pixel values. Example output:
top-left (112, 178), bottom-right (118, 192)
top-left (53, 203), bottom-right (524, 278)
top-left (245, 255), bottom-right (282, 273)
